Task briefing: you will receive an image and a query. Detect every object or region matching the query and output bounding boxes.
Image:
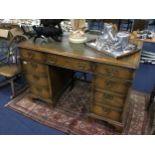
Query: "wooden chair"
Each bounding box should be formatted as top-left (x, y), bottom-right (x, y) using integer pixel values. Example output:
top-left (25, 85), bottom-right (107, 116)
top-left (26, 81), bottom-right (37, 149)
top-left (0, 35), bottom-right (28, 98)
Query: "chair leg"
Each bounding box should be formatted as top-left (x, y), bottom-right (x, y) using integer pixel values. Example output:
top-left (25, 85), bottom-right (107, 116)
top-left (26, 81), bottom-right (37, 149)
top-left (10, 79), bottom-right (16, 99)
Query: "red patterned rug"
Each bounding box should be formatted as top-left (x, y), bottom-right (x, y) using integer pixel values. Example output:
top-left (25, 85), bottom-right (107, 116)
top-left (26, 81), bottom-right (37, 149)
top-left (5, 81), bottom-right (151, 135)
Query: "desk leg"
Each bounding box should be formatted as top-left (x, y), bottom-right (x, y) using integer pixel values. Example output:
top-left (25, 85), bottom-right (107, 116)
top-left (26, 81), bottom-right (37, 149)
top-left (70, 71), bottom-right (75, 90)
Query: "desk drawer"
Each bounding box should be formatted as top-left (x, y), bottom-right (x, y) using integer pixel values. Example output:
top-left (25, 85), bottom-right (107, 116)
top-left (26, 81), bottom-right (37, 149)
top-left (96, 63), bottom-right (134, 80)
top-left (22, 61), bottom-right (48, 75)
top-left (94, 90), bottom-right (125, 108)
top-left (26, 74), bottom-right (49, 86)
top-left (95, 75), bottom-right (131, 94)
top-left (20, 49), bottom-right (46, 62)
top-left (29, 85), bottom-right (51, 99)
top-left (46, 55), bottom-right (92, 72)
top-left (91, 104), bottom-right (122, 121)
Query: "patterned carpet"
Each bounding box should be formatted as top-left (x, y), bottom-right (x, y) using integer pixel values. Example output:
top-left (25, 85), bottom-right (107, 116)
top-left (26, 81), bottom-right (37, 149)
top-left (5, 81), bottom-right (151, 135)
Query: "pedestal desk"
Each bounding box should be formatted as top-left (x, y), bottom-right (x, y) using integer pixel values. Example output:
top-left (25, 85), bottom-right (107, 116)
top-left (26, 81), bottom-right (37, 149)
top-left (18, 36), bottom-right (141, 130)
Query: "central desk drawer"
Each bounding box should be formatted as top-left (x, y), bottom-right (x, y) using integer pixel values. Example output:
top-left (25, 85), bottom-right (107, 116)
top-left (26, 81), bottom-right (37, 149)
top-left (20, 49), bottom-right (46, 62)
top-left (95, 75), bottom-right (131, 94)
top-left (96, 63), bottom-right (134, 80)
top-left (46, 55), bottom-right (92, 72)
top-left (94, 90), bottom-right (125, 108)
top-left (26, 74), bottom-right (49, 86)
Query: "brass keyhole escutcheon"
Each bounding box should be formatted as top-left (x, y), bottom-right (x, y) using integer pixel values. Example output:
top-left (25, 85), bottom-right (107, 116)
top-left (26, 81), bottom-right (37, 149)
top-left (102, 107), bottom-right (111, 114)
top-left (105, 80), bottom-right (113, 88)
top-left (103, 93), bottom-right (113, 100)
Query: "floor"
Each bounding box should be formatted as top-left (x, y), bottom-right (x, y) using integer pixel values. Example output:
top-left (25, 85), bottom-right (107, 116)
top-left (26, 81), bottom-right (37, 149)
top-left (0, 84), bottom-right (64, 135)
top-left (0, 41), bottom-right (155, 134)
top-left (132, 42), bottom-right (155, 93)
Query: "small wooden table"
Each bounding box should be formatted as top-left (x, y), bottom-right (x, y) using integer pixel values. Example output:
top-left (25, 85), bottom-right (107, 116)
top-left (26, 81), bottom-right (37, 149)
top-left (131, 31), bottom-right (155, 44)
top-left (18, 35), bottom-right (141, 131)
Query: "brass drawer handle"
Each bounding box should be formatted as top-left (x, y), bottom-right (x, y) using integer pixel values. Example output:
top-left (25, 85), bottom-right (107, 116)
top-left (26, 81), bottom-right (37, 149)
top-left (99, 67), bottom-right (119, 77)
top-left (35, 86), bottom-right (48, 92)
top-left (102, 107), bottom-right (111, 114)
top-left (31, 63), bottom-right (38, 68)
top-left (23, 61), bottom-right (28, 65)
top-left (78, 63), bottom-right (86, 70)
top-left (109, 68), bottom-right (118, 76)
top-left (103, 93), bottom-right (113, 100)
top-left (105, 80), bottom-right (113, 88)
top-left (47, 58), bottom-right (57, 64)
top-left (28, 52), bottom-right (34, 59)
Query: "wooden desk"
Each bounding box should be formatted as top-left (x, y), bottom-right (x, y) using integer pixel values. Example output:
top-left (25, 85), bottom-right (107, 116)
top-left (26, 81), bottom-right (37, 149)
top-left (18, 36), bottom-right (141, 130)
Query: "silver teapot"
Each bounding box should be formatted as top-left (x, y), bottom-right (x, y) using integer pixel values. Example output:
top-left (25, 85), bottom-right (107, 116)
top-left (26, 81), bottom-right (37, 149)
top-left (113, 32), bottom-right (130, 51)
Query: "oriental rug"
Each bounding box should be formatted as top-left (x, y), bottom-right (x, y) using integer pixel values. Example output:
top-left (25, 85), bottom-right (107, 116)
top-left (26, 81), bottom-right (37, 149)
top-left (5, 81), bottom-right (151, 135)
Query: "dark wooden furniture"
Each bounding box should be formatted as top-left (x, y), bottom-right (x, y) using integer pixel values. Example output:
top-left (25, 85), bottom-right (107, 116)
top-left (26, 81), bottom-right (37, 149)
top-left (18, 36), bottom-right (141, 131)
top-left (132, 20), bottom-right (149, 31)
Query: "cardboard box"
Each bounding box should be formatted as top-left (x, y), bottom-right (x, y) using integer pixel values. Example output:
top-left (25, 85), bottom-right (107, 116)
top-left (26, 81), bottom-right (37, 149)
top-left (0, 29), bottom-right (9, 38)
top-left (9, 27), bottom-right (23, 38)
top-left (0, 27), bottom-right (24, 40)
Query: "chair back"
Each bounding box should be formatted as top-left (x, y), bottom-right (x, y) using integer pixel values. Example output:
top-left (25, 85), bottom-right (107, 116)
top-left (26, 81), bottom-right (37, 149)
top-left (0, 39), bottom-right (9, 65)
top-left (8, 35), bottom-right (28, 65)
top-left (0, 35), bottom-right (27, 66)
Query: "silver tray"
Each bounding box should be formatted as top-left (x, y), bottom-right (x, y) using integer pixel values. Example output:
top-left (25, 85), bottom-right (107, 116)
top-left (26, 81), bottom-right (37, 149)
top-left (85, 40), bottom-right (140, 58)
